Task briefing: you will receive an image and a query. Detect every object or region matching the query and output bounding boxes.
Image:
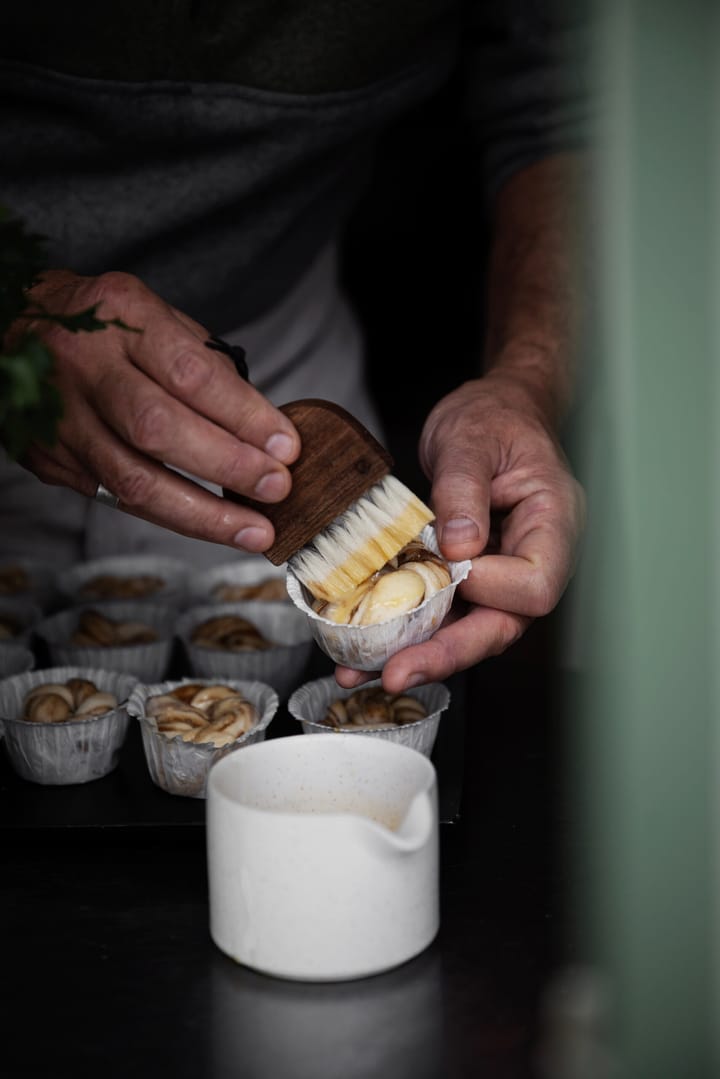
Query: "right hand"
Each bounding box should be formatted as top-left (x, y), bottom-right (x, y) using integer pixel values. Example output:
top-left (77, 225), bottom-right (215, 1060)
top-left (12, 269), bottom-right (302, 551)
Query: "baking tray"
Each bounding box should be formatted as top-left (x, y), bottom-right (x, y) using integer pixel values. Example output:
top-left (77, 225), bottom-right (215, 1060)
top-left (0, 650), bottom-right (467, 839)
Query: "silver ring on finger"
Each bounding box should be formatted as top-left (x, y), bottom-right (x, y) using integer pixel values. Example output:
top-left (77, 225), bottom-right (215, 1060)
top-left (94, 482), bottom-right (120, 510)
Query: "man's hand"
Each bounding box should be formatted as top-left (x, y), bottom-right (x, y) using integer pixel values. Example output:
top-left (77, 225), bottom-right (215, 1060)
top-left (14, 269), bottom-right (301, 551)
top-left (336, 152), bottom-right (587, 691)
top-left (335, 371), bottom-right (585, 692)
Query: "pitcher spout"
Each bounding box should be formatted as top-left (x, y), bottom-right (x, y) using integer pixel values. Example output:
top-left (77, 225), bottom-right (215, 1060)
top-left (357, 786), bottom-right (437, 855)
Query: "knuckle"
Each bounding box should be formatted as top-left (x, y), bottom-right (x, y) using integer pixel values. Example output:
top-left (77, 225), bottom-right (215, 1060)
top-left (128, 400), bottom-right (171, 453)
top-left (526, 573), bottom-right (557, 618)
top-left (487, 614), bottom-right (528, 657)
top-left (193, 500), bottom-right (246, 544)
top-left (94, 271), bottom-right (140, 302)
top-left (87, 271), bottom-right (145, 325)
top-left (112, 466), bottom-right (156, 508)
top-left (209, 504), bottom-right (240, 540)
top-left (215, 454), bottom-right (251, 492)
top-left (166, 349), bottom-right (212, 395)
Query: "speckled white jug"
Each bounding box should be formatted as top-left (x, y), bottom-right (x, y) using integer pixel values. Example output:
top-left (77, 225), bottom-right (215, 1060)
top-left (206, 733), bottom-right (439, 981)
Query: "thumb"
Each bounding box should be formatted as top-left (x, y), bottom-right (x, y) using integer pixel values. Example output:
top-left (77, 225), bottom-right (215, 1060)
top-left (425, 442), bottom-right (494, 563)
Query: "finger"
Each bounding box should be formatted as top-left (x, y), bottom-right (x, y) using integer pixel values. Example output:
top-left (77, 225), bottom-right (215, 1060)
top-left (57, 404), bottom-right (278, 550)
top-left (334, 668), bottom-right (381, 690)
top-left (118, 293), bottom-right (300, 464)
top-left (424, 443), bottom-right (495, 563)
top-left (119, 475), bottom-right (274, 552)
top-left (90, 359), bottom-right (293, 503)
top-left (460, 485), bottom-right (585, 617)
top-left (23, 439), bottom-right (95, 494)
top-left (377, 606), bottom-right (532, 693)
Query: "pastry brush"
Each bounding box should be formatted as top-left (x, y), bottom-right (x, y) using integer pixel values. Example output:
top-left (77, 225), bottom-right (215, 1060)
top-left (209, 338), bottom-right (434, 601)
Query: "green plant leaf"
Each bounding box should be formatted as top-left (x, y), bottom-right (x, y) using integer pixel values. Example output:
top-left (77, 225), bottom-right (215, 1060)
top-left (0, 203), bottom-right (142, 461)
top-left (0, 334), bottom-right (63, 459)
top-left (22, 304), bottom-right (140, 335)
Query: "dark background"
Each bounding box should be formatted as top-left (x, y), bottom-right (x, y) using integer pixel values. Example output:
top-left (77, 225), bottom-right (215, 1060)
top-left (341, 71), bottom-right (483, 499)
top-left (2, 75), bottom-right (583, 1078)
top-left (340, 72), bottom-right (569, 675)
top-left (340, 64), bottom-right (577, 961)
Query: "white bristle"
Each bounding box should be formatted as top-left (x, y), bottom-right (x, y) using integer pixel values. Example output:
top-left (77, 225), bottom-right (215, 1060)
top-left (290, 475), bottom-right (434, 602)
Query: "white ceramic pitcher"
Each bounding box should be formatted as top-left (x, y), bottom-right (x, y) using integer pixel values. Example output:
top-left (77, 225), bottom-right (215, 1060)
top-left (206, 732), bottom-right (440, 981)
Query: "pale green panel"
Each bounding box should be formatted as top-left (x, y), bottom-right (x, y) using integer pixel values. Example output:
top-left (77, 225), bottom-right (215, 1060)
top-left (575, 1), bottom-right (719, 1075)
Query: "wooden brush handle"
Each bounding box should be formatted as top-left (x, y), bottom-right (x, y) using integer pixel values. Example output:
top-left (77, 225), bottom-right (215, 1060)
top-left (224, 399), bottom-right (394, 565)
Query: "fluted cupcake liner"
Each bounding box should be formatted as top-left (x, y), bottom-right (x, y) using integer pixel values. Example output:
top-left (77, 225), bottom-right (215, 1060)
top-left (285, 525), bottom-right (471, 671)
top-left (0, 665), bottom-right (137, 785)
top-left (0, 557), bottom-right (58, 612)
top-left (34, 600), bottom-right (178, 682)
top-left (56, 553), bottom-right (191, 609)
top-left (187, 556), bottom-right (290, 607)
top-left (127, 677), bottom-right (280, 798)
top-left (287, 675), bottom-right (451, 758)
top-left (177, 600), bottom-right (316, 700)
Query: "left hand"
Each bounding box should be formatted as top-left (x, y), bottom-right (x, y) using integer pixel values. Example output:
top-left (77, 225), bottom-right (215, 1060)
top-left (334, 371), bottom-right (586, 692)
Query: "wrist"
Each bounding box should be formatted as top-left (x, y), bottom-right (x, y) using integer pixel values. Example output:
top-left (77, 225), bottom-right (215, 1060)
top-left (481, 345), bottom-right (572, 432)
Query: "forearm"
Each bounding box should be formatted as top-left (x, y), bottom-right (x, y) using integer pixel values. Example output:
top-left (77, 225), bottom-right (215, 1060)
top-left (480, 151), bottom-right (586, 431)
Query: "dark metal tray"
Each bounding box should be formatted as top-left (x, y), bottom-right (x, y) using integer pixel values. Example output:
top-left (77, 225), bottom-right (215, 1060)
top-left (0, 656), bottom-right (467, 838)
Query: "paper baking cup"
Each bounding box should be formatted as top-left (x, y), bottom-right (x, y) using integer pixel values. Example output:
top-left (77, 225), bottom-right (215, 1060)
top-left (127, 677), bottom-right (280, 798)
top-left (0, 557), bottom-right (58, 611)
top-left (177, 600), bottom-right (316, 700)
top-left (286, 525), bottom-right (471, 671)
top-left (0, 665), bottom-right (137, 785)
top-left (34, 601), bottom-right (178, 682)
top-left (0, 643), bottom-right (35, 678)
top-left (287, 676), bottom-right (451, 758)
top-left (187, 556), bottom-right (290, 607)
top-left (56, 554), bottom-right (190, 608)
top-left (0, 597), bottom-right (43, 646)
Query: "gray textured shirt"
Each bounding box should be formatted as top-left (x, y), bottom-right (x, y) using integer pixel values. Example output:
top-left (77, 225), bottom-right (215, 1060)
top-left (0, 0), bottom-right (590, 330)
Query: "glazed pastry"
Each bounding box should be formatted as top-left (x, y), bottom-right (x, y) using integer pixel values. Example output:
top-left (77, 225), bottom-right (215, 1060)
top-left (79, 574), bottom-right (165, 599)
top-left (313, 539), bottom-right (451, 627)
top-left (23, 679), bottom-right (118, 723)
top-left (70, 609), bottom-right (159, 646)
top-left (146, 683), bottom-right (258, 747)
top-left (190, 614), bottom-right (272, 651)
top-left (0, 565), bottom-right (30, 595)
top-left (322, 686), bottom-right (427, 730)
top-left (213, 577), bottom-right (288, 602)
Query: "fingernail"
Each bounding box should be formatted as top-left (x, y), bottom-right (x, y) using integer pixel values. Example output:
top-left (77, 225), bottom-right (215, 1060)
top-left (254, 471), bottom-right (288, 500)
top-left (233, 526), bottom-right (270, 551)
top-left (403, 673), bottom-right (426, 690)
top-left (441, 516), bottom-right (479, 546)
top-left (265, 433), bottom-right (296, 463)
top-left (338, 672), bottom-right (366, 688)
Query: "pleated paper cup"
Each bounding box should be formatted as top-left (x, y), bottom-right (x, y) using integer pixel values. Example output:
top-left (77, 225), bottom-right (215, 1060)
top-left (287, 676), bottom-right (451, 759)
top-left (177, 600), bottom-right (316, 700)
top-left (187, 557), bottom-right (290, 606)
top-left (0, 665), bottom-right (137, 785)
top-left (34, 601), bottom-right (177, 682)
top-left (0, 597), bottom-right (43, 647)
top-left (56, 554), bottom-right (190, 608)
top-left (286, 525), bottom-right (471, 671)
top-left (0, 557), bottom-right (57, 611)
top-left (127, 677), bottom-right (280, 798)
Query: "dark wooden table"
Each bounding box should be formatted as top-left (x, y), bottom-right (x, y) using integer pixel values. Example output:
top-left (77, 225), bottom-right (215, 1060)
top-left (1, 633), bottom-right (577, 1079)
